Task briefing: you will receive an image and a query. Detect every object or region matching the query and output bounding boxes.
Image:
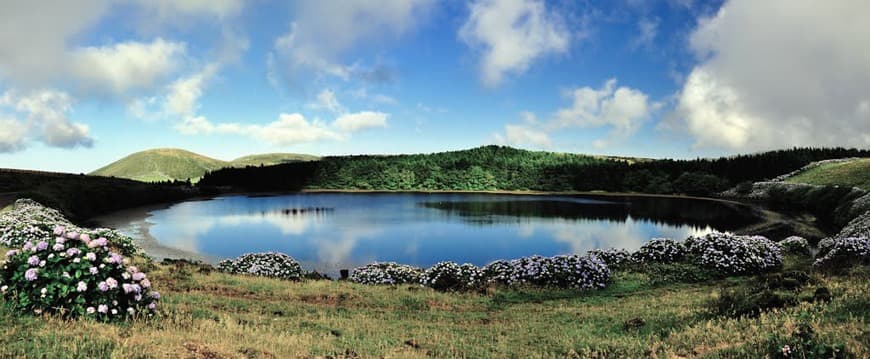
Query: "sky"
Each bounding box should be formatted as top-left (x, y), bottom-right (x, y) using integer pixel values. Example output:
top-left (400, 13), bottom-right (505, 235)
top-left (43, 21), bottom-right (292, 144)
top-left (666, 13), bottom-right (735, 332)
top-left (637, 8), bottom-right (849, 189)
top-left (0, 0), bottom-right (868, 173)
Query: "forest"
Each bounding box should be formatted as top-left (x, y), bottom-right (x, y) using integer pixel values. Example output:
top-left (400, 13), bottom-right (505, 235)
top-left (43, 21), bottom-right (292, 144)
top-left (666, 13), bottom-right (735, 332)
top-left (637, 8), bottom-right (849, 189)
top-left (198, 145), bottom-right (870, 196)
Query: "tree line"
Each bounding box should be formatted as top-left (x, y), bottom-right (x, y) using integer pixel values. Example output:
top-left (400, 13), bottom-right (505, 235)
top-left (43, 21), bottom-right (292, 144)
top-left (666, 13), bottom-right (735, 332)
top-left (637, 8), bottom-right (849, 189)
top-left (197, 145), bottom-right (870, 196)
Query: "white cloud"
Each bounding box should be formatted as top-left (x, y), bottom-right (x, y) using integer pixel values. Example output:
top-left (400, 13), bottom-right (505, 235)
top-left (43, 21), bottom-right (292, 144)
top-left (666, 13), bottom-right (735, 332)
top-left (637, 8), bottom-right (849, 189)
top-left (309, 89), bottom-right (344, 113)
top-left (270, 1), bottom-right (434, 84)
top-left (333, 111), bottom-right (389, 132)
top-left (176, 113), bottom-right (343, 145)
top-left (0, 118), bottom-right (28, 153)
top-left (672, 0), bottom-right (870, 151)
top-left (72, 38), bottom-right (187, 96)
top-left (632, 17), bottom-right (659, 49)
top-left (459, 0), bottom-right (570, 86)
top-left (132, 0), bottom-right (243, 20)
top-left (498, 124), bottom-right (552, 148)
top-left (0, 89), bottom-right (93, 152)
top-left (494, 78), bottom-right (657, 149)
top-left (553, 79), bottom-right (658, 141)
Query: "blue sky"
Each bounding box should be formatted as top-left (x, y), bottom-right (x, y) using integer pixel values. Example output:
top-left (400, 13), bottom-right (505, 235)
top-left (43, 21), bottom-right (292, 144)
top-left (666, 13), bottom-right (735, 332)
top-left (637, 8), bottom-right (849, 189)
top-left (1, 0), bottom-right (868, 172)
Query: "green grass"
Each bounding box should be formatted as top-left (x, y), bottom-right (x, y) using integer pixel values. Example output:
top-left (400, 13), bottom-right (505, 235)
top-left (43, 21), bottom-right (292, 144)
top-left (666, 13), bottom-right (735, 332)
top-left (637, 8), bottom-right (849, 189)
top-left (0, 260), bottom-right (866, 358)
top-left (785, 158), bottom-right (870, 190)
top-left (89, 148), bottom-right (318, 183)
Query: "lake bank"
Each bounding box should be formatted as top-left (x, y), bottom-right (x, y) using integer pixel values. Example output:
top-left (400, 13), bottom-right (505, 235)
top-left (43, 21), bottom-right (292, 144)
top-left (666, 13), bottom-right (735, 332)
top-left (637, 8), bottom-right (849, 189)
top-left (87, 191), bottom-right (822, 270)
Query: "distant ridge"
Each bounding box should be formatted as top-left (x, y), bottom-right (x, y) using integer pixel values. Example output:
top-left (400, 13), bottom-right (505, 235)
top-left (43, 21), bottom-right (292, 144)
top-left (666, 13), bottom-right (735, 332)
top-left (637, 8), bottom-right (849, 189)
top-left (90, 148), bottom-right (318, 182)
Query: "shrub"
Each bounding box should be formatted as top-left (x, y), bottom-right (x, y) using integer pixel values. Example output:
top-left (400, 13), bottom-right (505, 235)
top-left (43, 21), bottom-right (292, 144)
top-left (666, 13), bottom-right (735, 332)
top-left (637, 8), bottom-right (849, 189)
top-left (779, 236), bottom-right (811, 256)
top-left (639, 262), bottom-right (718, 285)
top-left (587, 248), bottom-right (633, 269)
top-left (0, 199), bottom-right (141, 256)
top-left (349, 262), bottom-right (423, 285)
top-left (764, 323), bottom-right (849, 358)
top-left (482, 254), bottom-right (611, 290)
top-left (420, 262), bottom-right (483, 291)
top-left (708, 271), bottom-right (809, 319)
top-left (0, 225), bottom-right (159, 321)
top-left (684, 232), bottom-right (782, 275)
top-left (633, 238), bottom-right (685, 264)
top-left (217, 252), bottom-right (303, 280)
top-left (813, 237), bottom-right (869, 273)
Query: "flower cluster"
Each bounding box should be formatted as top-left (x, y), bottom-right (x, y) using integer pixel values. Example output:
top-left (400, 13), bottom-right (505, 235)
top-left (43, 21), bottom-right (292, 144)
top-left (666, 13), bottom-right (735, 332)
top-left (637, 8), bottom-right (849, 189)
top-left (586, 248), bottom-right (633, 268)
top-left (0, 199), bottom-right (140, 256)
top-left (813, 237), bottom-right (869, 270)
top-left (779, 236), bottom-right (811, 255)
top-left (349, 262), bottom-right (423, 285)
top-left (0, 226), bottom-right (158, 320)
top-left (217, 252), bottom-right (303, 280)
top-left (420, 261), bottom-right (483, 291)
top-left (482, 254), bottom-right (611, 290)
top-left (684, 232), bottom-right (782, 275)
top-left (632, 238), bottom-right (686, 263)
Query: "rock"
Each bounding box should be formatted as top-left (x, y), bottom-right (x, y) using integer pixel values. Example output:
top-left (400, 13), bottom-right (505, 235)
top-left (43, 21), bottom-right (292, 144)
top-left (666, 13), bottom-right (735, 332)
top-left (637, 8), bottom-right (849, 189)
top-left (622, 317), bottom-right (646, 331)
top-left (834, 210), bottom-right (870, 240)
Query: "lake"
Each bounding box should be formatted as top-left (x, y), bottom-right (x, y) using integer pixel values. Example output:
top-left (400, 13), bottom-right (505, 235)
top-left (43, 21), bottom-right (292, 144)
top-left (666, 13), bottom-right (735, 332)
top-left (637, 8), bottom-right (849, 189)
top-left (96, 193), bottom-right (761, 276)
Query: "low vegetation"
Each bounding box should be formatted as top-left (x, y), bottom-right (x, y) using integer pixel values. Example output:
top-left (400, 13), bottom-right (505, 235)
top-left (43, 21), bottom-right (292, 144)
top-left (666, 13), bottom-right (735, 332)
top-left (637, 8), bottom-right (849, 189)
top-left (785, 158), bottom-right (870, 190)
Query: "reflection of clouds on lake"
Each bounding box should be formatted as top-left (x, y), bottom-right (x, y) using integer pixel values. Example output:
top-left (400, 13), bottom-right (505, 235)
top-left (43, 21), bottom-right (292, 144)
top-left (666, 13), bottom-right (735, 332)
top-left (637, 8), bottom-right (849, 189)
top-left (312, 224), bottom-right (383, 272)
top-left (218, 212), bottom-right (316, 235)
top-left (517, 222), bottom-right (535, 238)
top-left (548, 217), bottom-right (716, 254)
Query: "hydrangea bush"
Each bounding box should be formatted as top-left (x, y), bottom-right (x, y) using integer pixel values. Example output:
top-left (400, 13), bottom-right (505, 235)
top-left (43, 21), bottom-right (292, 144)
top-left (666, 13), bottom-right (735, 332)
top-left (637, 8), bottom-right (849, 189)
top-left (779, 236), bottom-right (811, 256)
top-left (349, 262), bottom-right (423, 285)
top-left (481, 254), bottom-right (611, 290)
top-left (420, 261), bottom-right (483, 291)
top-left (0, 199), bottom-right (141, 256)
top-left (0, 225), bottom-right (159, 320)
top-left (587, 248), bottom-right (633, 268)
top-left (217, 252), bottom-right (303, 280)
top-left (684, 232), bottom-right (782, 275)
top-left (632, 238), bottom-right (686, 263)
top-left (813, 237), bottom-right (869, 271)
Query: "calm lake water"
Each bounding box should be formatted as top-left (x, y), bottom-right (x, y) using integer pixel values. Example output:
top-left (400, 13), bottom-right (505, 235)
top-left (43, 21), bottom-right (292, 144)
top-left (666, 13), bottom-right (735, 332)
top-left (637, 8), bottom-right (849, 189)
top-left (100, 193), bottom-right (760, 275)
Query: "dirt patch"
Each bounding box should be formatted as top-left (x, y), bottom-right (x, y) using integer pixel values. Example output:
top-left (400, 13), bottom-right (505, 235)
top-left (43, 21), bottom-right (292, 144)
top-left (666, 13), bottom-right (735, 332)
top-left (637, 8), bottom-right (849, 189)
top-left (296, 293), bottom-right (356, 306)
top-left (183, 342), bottom-right (223, 359)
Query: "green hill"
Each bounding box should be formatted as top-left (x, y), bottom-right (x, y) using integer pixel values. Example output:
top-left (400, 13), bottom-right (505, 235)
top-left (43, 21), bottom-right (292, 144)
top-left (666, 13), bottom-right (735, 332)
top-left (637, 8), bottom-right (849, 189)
top-left (90, 149), bottom-right (319, 183)
top-left (229, 153), bottom-right (319, 167)
top-left (784, 158), bottom-right (870, 190)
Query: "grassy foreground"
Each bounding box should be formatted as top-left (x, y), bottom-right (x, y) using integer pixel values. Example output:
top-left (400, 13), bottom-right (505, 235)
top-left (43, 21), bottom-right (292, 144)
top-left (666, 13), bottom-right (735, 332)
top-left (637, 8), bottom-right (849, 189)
top-left (785, 158), bottom-right (870, 191)
top-left (0, 259), bottom-right (866, 358)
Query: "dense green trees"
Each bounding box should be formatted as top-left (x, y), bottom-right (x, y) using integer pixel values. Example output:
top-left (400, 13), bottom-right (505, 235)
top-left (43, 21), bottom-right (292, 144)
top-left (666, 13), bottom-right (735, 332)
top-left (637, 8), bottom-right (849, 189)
top-left (198, 145), bottom-right (870, 196)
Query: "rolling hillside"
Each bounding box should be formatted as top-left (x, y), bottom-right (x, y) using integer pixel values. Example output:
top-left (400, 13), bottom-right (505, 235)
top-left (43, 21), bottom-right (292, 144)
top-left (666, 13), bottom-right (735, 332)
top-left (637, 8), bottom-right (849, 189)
top-left (90, 149), bottom-right (318, 182)
top-left (229, 153), bottom-right (319, 167)
top-left (784, 158), bottom-right (870, 190)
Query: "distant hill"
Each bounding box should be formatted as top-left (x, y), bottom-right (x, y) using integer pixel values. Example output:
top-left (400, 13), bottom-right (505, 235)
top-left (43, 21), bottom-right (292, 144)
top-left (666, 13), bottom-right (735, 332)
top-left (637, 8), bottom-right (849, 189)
top-left (229, 153), bottom-right (319, 167)
top-left (90, 149), bottom-right (318, 182)
top-left (784, 158), bottom-right (870, 190)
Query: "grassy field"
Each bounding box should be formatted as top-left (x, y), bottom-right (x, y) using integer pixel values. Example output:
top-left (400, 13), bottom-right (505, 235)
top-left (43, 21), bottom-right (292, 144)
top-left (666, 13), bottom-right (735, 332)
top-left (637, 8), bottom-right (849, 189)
top-left (90, 148), bottom-right (318, 183)
top-left (785, 158), bottom-right (870, 190)
top-left (0, 257), bottom-right (866, 358)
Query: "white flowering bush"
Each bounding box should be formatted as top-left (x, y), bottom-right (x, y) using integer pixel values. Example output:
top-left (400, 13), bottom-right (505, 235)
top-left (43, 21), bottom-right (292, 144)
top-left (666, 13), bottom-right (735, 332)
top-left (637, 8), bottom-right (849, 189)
top-left (350, 262), bottom-right (423, 285)
top-left (816, 238), bottom-right (837, 257)
top-left (813, 237), bottom-right (869, 271)
top-left (0, 199), bottom-right (140, 256)
top-left (779, 236), bottom-right (811, 255)
top-left (0, 225), bottom-right (159, 321)
top-left (217, 252), bottom-right (303, 280)
top-left (587, 248), bottom-right (633, 268)
top-left (633, 238), bottom-right (686, 263)
top-left (420, 261), bottom-right (483, 291)
top-left (482, 254), bottom-right (611, 290)
top-left (684, 232), bottom-right (783, 275)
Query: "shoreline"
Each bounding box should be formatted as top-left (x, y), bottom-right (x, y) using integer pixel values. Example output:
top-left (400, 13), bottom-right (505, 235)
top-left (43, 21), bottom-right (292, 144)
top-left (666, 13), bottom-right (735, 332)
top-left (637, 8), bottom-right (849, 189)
top-left (82, 188), bottom-right (820, 264)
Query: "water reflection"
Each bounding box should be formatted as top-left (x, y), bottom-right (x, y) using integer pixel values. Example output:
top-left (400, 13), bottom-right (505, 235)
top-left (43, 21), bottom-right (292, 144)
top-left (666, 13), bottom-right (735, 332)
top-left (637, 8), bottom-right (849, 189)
top-left (112, 193), bottom-right (760, 276)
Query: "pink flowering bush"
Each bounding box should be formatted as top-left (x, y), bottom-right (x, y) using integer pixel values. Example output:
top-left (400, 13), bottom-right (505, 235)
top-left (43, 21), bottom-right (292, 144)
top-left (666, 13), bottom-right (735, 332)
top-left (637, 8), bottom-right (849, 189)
top-left (0, 225), bottom-right (159, 321)
top-left (0, 199), bottom-right (141, 256)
